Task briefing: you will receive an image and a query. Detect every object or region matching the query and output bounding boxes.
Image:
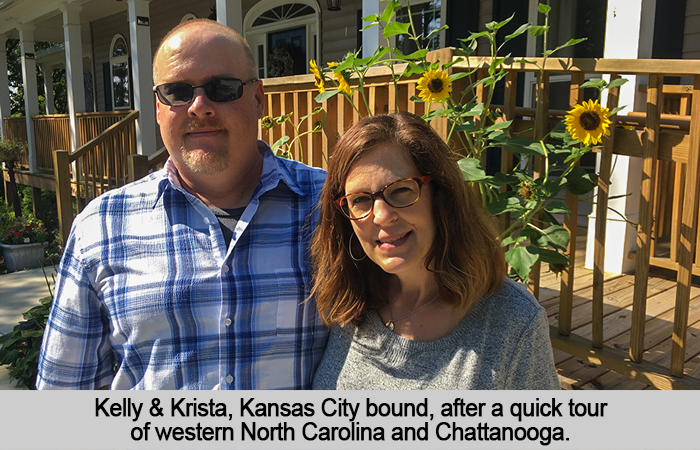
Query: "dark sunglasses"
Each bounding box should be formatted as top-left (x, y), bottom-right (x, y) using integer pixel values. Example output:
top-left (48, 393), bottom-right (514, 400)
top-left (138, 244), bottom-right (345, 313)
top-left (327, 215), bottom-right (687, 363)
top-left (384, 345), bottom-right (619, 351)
top-left (153, 77), bottom-right (259, 106)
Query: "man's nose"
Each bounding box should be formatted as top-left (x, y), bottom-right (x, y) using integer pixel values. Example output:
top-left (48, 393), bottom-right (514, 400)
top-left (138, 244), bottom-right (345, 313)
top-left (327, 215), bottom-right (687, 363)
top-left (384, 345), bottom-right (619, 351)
top-left (188, 87), bottom-right (215, 116)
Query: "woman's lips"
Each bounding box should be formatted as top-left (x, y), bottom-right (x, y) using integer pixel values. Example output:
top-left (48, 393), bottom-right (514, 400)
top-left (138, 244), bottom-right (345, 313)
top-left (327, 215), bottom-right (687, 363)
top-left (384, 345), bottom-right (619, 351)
top-left (376, 231), bottom-right (411, 249)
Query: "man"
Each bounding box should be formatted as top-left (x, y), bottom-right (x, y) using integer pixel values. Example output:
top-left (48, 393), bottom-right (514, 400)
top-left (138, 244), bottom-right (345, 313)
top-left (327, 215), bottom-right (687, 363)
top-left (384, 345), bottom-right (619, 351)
top-left (36, 19), bottom-right (328, 389)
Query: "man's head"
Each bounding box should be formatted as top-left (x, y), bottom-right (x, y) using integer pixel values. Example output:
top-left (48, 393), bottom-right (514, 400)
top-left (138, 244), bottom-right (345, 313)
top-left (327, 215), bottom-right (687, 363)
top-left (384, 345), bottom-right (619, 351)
top-left (153, 19), bottom-right (264, 178)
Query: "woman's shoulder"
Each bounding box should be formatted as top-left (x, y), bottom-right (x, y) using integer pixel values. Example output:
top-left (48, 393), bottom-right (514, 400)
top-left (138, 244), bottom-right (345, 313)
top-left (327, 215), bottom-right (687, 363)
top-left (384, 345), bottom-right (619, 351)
top-left (470, 277), bottom-right (545, 328)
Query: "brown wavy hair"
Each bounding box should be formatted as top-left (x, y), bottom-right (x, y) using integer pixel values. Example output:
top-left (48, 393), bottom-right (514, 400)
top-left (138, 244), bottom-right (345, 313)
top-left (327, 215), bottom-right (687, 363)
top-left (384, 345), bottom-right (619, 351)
top-left (311, 112), bottom-right (506, 327)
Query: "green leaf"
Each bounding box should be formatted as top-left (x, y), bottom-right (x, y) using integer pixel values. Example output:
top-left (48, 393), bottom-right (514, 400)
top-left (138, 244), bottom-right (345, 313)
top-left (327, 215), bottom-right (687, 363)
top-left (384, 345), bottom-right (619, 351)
top-left (271, 136), bottom-right (290, 155)
top-left (550, 38), bottom-right (587, 55)
top-left (539, 225), bottom-right (571, 251)
top-left (544, 201), bottom-right (571, 215)
top-left (490, 14), bottom-right (514, 31)
top-left (379, 0), bottom-right (400, 23)
top-left (506, 246), bottom-right (539, 280)
top-left (458, 157), bottom-right (488, 182)
top-left (607, 78), bottom-right (629, 89)
top-left (487, 197), bottom-right (522, 216)
top-left (579, 78), bottom-right (607, 89)
top-left (464, 31), bottom-right (489, 41)
top-left (462, 103), bottom-right (484, 117)
top-left (529, 25), bottom-right (548, 37)
top-left (395, 48), bottom-right (429, 61)
top-left (538, 3), bottom-right (552, 14)
top-left (425, 25), bottom-right (449, 43)
top-left (501, 235), bottom-right (528, 246)
top-left (565, 167), bottom-right (598, 195)
top-left (505, 136), bottom-right (545, 156)
top-left (537, 248), bottom-right (569, 266)
top-left (449, 71), bottom-right (471, 82)
top-left (483, 120), bottom-right (513, 133)
top-left (362, 14), bottom-right (379, 23)
top-left (504, 24), bottom-right (532, 44)
top-left (383, 21), bottom-right (411, 38)
top-left (455, 122), bottom-right (476, 133)
top-left (361, 21), bottom-right (379, 32)
top-left (315, 90), bottom-right (341, 103)
top-left (610, 105), bottom-right (627, 116)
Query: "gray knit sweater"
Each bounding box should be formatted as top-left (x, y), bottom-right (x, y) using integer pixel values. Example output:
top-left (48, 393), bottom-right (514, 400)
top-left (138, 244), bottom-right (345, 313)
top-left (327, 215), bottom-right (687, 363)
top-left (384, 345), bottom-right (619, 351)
top-left (312, 278), bottom-right (560, 390)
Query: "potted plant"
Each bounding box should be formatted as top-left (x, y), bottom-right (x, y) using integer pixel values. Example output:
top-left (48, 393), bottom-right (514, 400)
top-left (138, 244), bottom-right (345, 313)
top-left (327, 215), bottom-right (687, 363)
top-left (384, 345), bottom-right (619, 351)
top-left (0, 216), bottom-right (49, 271)
top-left (0, 137), bottom-right (27, 219)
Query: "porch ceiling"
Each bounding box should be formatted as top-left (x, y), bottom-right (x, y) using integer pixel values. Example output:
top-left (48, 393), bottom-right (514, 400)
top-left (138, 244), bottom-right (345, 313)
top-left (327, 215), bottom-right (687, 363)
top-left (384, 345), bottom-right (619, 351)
top-left (0, 0), bottom-right (126, 42)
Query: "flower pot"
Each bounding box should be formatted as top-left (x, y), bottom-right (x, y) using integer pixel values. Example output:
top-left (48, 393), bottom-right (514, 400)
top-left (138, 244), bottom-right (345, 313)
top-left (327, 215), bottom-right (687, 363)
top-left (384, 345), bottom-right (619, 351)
top-left (0, 242), bottom-right (47, 272)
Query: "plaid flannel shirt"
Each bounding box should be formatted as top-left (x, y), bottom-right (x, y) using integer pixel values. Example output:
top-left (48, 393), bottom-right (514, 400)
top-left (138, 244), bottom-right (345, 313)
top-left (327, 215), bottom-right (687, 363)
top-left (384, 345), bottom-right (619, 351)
top-left (37, 142), bottom-right (328, 389)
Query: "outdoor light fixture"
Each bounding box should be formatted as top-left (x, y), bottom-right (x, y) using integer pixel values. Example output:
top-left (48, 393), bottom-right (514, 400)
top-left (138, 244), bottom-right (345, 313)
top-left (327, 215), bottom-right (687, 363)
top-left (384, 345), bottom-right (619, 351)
top-left (327, 0), bottom-right (341, 11)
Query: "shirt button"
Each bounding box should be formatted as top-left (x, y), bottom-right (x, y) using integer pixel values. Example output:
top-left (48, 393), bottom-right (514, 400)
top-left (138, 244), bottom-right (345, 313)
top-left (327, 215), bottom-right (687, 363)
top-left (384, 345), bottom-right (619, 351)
top-left (203, 217), bottom-right (210, 225)
top-left (224, 318), bottom-right (232, 327)
top-left (223, 265), bottom-right (230, 273)
top-left (225, 374), bottom-right (233, 384)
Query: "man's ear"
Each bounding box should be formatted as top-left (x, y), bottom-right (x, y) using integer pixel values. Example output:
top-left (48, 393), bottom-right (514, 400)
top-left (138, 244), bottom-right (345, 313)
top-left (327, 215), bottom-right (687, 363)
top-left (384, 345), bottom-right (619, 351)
top-left (155, 98), bottom-right (162, 125)
top-left (254, 80), bottom-right (265, 119)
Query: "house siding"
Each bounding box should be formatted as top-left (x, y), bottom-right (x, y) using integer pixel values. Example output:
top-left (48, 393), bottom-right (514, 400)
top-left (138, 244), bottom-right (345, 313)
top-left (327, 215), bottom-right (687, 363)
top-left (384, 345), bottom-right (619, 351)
top-left (322, 0), bottom-right (362, 64)
top-left (684, 0), bottom-right (700, 59)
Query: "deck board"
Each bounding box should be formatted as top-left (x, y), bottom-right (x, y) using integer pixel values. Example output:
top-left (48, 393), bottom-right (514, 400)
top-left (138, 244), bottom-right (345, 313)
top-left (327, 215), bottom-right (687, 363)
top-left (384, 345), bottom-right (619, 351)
top-left (541, 230), bottom-right (700, 389)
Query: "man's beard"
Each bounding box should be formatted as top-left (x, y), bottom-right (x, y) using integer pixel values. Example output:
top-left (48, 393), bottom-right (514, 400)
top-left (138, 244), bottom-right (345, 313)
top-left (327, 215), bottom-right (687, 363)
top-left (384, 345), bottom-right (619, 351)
top-left (179, 121), bottom-right (230, 175)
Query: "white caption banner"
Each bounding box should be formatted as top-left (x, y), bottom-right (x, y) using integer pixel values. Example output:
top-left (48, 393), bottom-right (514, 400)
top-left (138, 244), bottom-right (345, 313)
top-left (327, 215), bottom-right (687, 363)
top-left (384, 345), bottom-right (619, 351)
top-left (0, 390), bottom-right (696, 449)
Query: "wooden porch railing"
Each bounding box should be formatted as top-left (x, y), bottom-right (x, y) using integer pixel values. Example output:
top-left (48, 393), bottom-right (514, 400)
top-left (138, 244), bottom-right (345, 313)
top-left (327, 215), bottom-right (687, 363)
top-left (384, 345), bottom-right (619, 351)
top-left (54, 111), bottom-right (139, 243)
top-left (4, 111), bottom-right (135, 172)
top-left (260, 50), bottom-right (700, 389)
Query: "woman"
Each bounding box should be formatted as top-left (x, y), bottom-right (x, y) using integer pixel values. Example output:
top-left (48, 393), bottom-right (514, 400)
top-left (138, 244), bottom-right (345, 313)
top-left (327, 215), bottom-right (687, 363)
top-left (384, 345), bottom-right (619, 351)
top-left (311, 112), bottom-right (560, 390)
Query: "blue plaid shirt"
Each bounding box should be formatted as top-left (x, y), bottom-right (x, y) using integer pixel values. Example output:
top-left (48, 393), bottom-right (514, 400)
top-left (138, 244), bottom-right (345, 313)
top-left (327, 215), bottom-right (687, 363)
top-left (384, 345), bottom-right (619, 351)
top-left (37, 143), bottom-right (328, 389)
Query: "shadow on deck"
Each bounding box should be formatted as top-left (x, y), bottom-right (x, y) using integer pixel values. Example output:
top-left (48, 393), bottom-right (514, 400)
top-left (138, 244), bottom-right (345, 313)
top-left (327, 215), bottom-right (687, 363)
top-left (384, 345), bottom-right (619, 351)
top-left (541, 230), bottom-right (700, 389)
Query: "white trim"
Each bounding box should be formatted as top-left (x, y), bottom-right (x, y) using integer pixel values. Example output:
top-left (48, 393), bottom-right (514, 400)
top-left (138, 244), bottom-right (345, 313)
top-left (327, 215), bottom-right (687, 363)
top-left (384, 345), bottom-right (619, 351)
top-left (109, 34), bottom-right (130, 110)
top-left (244, 1), bottom-right (320, 77)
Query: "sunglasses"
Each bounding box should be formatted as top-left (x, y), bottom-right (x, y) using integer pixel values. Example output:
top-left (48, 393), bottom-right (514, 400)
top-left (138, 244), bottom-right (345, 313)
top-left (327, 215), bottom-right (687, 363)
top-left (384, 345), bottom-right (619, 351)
top-left (335, 176), bottom-right (432, 220)
top-left (153, 77), bottom-right (259, 106)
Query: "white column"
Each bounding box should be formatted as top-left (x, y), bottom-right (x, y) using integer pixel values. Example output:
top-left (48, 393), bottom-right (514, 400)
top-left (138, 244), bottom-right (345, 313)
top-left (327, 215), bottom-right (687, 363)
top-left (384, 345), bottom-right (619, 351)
top-left (584, 0), bottom-right (654, 274)
top-left (19, 25), bottom-right (39, 173)
top-left (216, 0), bottom-right (243, 35)
top-left (61, 3), bottom-right (86, 152)
top-left (362, 0), bottom-right (381, 58)
top-left (0, 35), bottom-right (11, 140)
top-left (127, 0), bottom-right (157, 156)
top-left (41, 65), bottom-right (55, 115)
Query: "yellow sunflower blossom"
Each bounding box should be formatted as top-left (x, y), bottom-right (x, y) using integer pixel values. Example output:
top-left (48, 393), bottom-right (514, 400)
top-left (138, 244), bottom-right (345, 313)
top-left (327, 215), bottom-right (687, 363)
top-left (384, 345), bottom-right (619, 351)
top-left (327, 61), bottom-right (338, 68)
top-left (309, 59), bottom-right (325, 93)
top-left (332, 70), bottom-right (352, 96)
top-left (564, 99), bottom-right (612, 146)
top-left (416, 69), bottom-right (452, 103)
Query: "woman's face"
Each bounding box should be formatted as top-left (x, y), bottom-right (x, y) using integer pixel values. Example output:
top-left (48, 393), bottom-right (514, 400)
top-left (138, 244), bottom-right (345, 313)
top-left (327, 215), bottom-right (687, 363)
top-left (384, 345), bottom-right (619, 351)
top-left (343, 143), bottom-right (436, 278)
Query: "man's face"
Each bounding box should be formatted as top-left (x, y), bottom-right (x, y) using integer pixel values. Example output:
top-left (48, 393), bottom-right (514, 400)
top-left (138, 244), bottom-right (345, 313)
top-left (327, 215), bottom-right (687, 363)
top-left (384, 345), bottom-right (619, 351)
top-left (154, 29), bottom-right (264, 177)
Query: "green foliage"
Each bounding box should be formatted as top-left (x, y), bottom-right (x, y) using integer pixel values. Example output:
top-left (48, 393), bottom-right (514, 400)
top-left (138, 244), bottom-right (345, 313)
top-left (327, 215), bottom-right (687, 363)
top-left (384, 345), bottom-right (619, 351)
top-left (0, 295), bottom-right (52, 388)
top-left (1, 215), bottom-right (49, 245)
top-left (0, 137), bottom-right (27, 163)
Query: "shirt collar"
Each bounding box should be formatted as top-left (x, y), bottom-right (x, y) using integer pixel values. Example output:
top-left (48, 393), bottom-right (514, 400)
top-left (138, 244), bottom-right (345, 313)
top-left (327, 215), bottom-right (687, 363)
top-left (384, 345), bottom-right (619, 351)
top-left (153, 140), bottom-right (308, 207)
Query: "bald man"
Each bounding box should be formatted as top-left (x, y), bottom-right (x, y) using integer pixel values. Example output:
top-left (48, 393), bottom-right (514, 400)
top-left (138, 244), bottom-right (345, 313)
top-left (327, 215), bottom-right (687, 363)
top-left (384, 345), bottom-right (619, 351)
top-left (37, 19), bottom-right (328, 390)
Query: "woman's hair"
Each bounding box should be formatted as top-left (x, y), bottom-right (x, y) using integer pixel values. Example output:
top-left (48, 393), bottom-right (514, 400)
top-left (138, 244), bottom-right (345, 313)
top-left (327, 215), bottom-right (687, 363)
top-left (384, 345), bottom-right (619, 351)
top-left (311, 112), bottom-right (506, 327)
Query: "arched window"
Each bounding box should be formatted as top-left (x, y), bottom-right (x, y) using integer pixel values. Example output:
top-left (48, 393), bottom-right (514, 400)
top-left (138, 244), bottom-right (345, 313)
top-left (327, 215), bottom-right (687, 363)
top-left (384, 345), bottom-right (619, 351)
top-left (244, 1), bottom-right (320, 79)
top-left (110, 34), bottom-right (130, 109)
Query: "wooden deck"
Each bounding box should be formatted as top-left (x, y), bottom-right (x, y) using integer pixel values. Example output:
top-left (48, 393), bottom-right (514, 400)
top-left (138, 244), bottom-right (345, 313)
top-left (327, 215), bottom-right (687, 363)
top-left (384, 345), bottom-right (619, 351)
top-left (542, 231), bottom-right (700, 389)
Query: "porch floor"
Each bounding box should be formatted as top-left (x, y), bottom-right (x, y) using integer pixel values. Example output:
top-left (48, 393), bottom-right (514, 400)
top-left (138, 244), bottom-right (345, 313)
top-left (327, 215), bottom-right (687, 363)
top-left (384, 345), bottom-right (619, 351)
top-left (540, 230), bottom-right (700, 389)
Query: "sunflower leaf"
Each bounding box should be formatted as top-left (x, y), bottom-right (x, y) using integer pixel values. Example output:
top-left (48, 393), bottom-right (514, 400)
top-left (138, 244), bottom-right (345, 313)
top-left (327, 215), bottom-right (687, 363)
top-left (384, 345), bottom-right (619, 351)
top-left (449, 71), bottom-right (472, 82)
top-left (271, 136), bottom-right (290, 155)
top-left (529, 25), bottom-right (549, 37)
top-left (458, 157), bottom-right (489, 182)
top-left (314, 90), bottom-right (341, 103)
top-left (610, 105), bottom-right (627, 116)
top-left (505, 246), bottom-right (539, 281)
top-left (409, 95), bottom-right (425, 103)
top-left (504, 24), bottom-right (532, 44)
top-left (455, 122), bottom-right (476, 133)
top-left (550, 38), bottom-right (587, 55)
top-left (538, 3), bottom-right (552, 14)
top-left (607, 78), bottom-right (629, 89)
top-left (463, 31), bottom-right (489, 42)
top-left (505, 136), bottom-right (545, 156)
top-left (383, 22), bottom-right (411, 38)
top-left (484, 120), bottom-right (513, 133)
top-left (379, 0), bottom-right (401, 23)
top-left (488, 197), bottom-right (523, 216)
top-left (544, 201), bottom-right (571, 215)
top-left (487, 14), bottom-right (514, 31)
top-left (579, 79), bottom-right (607, 89)
top-left (565, 167), bottom-right (598, 195)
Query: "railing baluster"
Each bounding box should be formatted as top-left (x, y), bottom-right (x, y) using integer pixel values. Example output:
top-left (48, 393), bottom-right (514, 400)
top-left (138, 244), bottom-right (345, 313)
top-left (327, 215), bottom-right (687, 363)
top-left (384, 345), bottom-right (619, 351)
top-left (671, 74), bottom-right (700, 376)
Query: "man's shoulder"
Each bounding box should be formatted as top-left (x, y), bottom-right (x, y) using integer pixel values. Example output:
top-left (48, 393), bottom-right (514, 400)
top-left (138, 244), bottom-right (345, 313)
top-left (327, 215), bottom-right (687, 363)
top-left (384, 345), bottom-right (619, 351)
top-left (274, 155), bottom-right (327, 182)
top-left (76, 169), bottom-right (166, 219)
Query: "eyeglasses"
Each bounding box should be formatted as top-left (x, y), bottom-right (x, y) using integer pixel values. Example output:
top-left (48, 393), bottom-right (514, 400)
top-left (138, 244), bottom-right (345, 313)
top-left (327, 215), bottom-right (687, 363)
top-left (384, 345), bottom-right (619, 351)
top-left (153, 77), bottom-right (259, 106)
top-left (335, 176), bottom-right (432, 220)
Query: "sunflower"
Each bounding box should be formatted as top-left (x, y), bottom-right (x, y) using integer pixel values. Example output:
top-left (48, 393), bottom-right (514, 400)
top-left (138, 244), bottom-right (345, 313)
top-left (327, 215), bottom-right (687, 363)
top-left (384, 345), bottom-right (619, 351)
top-left (309, 59), bottom-right (325, 93)
top-left (332, 69), bottom-right (352, 96)
top-left (416, 69), bottom-right (452, 103)
top-left (564, 99), bottom-right (612, 146)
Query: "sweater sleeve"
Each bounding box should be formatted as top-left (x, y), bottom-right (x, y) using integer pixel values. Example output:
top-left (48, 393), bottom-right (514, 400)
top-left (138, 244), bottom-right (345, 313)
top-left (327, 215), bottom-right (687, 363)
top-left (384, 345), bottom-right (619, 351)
top-left (504, 308), bottom-right (561, 390)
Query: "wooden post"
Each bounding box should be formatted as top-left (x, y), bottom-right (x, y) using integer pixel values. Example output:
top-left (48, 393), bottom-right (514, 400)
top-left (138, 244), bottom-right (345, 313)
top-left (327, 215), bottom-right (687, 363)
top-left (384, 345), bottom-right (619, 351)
top-left (558, 72), bottom-right (586, 337)
top-left (31, 186), bottom-right (42, 217)
top-left (127, 154), bottom-right (149, 184)
top-left (629, 74), bottom-right (662, 360)
top-left (670, 74), bottom-right (700, 376)
top-left (592, 76), bottom-right (622, 348)
top-left (53, 149), bottom-right (74, 244)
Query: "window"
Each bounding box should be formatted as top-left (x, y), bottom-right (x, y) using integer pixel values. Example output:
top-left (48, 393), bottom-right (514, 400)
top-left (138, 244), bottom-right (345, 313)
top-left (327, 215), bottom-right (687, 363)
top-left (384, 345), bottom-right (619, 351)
top-left (109, 35), bottom-right (130, 110)
top-left (395, 0), bottom-right (443, 55)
